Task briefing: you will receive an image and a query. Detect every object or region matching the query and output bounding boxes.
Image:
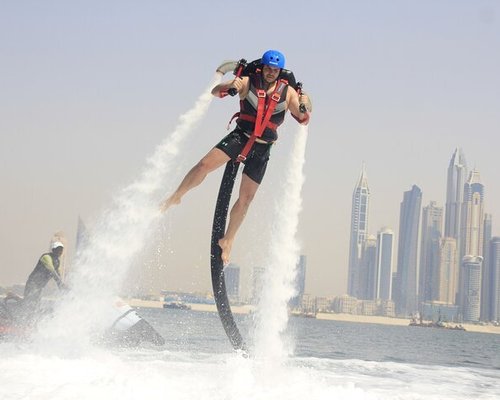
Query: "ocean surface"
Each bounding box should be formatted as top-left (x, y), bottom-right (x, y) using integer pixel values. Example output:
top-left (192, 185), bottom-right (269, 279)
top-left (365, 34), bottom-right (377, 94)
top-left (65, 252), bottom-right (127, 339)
top-left (1, 307), bottom-right (499, 400)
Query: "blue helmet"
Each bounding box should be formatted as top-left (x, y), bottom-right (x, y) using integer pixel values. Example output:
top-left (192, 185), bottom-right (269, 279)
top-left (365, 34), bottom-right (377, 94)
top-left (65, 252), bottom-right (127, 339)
top-left (261, 50), bottom-right (285, 69)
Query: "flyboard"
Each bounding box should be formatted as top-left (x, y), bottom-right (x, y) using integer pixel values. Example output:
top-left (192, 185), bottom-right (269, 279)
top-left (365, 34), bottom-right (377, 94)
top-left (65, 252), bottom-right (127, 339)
top-left (210, 59), bottom-right (306, 352)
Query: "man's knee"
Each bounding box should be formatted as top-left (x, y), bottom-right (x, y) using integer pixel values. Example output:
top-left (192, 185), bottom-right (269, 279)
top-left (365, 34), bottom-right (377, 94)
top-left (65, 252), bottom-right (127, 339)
top-left (196, 151), bottom-right (227, 173)
top-left (239, 175), bottom-right (259, 206)
top-left (239, 188), bottom-right (257, 207)
top-left (195, 158), bottom-right (211, 172)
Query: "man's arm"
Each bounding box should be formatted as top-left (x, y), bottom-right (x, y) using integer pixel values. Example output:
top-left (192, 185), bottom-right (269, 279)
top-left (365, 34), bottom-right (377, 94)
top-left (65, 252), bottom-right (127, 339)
top-left (40, 255), bottom-right (63, 288)
top-left (287, 87), bottom-right (312, 125)
top-left (211, 77), bottom-right (250, 98)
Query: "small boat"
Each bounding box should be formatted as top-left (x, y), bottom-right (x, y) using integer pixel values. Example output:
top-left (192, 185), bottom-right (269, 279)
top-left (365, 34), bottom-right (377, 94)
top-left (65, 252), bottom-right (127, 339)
top-left (163, 301), bottom-right (191, 310)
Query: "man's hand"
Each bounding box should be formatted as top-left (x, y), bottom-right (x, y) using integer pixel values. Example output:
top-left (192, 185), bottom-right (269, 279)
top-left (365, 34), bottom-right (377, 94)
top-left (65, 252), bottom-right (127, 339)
top-left (229, 77), bottom-right (245, 93)
top-left (299, 93), bottom-right (312, 113)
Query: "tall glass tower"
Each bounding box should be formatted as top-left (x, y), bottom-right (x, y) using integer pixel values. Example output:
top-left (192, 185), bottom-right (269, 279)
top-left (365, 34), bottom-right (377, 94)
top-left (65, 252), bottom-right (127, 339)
top-left (394, 185), bottom-right (422, 316)
top-left (290, 255), bottom-right (307, 308)
top-left (359, 235), bottom-right (377, 300)
top-left (481, 214), bottom-right (492, 320)
top-left (460, 169), bottom-right (485, 259)
top-left (376, 228), bottom-right (394, 301)
top-left (461, 256), bottom-right (483, 321)
top-left (490, 237), bottom-right (500, 323)
top-left (445, 148), bottom-right (467, 240)
top-left (348, 165), bottom-right (370, 298)
top-left (224, 264), bottom-right (240, 299)
top-left (437, 237), bottom-right (458, 304)
top-left (419, 201), bottom-right (443, 304)
top-left (459, 169), bottom-right (485, 322)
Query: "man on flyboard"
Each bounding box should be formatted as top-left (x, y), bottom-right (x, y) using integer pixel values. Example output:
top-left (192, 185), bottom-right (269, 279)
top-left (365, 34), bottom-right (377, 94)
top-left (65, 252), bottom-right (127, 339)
top-left (160, 49), bottom-right (312, 265)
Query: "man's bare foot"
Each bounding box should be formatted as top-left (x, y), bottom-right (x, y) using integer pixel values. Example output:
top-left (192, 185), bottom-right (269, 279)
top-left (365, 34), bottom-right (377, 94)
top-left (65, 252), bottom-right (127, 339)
top-left (159, 194), bottom-right (181, 213)
top-left (218, 237), bottom-right (233, 266)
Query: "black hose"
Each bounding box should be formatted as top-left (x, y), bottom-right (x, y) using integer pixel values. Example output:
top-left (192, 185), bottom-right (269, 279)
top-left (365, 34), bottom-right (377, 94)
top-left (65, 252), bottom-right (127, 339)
top-left (210, 161), bottom-right (246, 351)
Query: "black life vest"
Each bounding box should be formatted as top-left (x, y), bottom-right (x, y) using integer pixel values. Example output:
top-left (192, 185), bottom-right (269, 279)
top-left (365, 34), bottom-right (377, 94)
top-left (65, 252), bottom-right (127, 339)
top-left (236, 73), bottom-right (288, 142)
top-left (25, 252), bottom-right (60, 290)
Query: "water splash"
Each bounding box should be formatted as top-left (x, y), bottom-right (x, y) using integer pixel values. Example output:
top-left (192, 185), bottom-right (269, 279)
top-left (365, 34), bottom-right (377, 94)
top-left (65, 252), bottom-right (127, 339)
top-left (253, 125), bottom-right (308, 361)
top-left (35, 74), bottom-right (222, 350)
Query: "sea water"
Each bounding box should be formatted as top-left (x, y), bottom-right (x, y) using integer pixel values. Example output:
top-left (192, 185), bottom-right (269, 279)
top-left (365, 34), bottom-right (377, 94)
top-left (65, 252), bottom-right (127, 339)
top-left (1, 309), bottom-right (499, 400)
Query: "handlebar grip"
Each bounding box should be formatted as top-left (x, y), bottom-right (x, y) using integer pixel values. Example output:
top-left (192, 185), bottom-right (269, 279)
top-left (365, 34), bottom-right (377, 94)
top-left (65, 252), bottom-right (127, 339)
top-left (299, 103), bottom-right (307, 113)
top-left (228, 88), bottom-right (238, 96)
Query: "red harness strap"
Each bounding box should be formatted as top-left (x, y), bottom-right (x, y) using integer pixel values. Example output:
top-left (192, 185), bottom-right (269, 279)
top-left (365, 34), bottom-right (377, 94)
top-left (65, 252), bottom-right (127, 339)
top-left (235, 113), bottom-right (278, 131)
top-left (236, 79), bottom-right (288, 162)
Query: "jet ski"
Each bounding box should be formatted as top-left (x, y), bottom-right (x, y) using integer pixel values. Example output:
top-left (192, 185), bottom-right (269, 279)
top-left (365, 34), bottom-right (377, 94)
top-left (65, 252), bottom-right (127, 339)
top-left (0, 293), bottom-right (165, 347)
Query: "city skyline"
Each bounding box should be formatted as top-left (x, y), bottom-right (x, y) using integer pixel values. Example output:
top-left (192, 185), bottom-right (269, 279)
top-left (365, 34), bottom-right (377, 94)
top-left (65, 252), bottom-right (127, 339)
top-left (341, 147), bottom-right (500, 322)
top-left (1, 2), bottom-right (499, 301)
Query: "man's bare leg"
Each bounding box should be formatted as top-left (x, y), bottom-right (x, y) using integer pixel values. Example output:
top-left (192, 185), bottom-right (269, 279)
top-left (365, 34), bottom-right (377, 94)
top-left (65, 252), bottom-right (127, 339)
top-left (160, 148), bottom-right (230, 212)
top-left (218, 173), bottom-right (259, 265)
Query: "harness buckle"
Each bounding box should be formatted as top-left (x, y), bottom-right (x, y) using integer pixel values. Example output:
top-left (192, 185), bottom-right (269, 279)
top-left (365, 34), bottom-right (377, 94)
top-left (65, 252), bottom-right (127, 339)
top-left (271, 92), bottom-right (281, 102)
top-left (257, 90), bottom-right (266, 98)
top-left (237, 154), bottom-right (247, 162)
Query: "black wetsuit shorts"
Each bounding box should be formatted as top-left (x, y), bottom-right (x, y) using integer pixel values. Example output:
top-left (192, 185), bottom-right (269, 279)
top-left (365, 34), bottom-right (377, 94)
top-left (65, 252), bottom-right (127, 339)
top-left (215, 127), bottom-right (273, 184)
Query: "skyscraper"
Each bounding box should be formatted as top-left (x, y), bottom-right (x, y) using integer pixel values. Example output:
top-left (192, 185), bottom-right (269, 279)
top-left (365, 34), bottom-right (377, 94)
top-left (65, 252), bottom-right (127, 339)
top-left (419, 201), bottom-right (443, 304)
top-left (458, 169), bottom-right (485, 322)
top-left (251, 265), bottom-right (265, 304)
top-left (376, 228), bottom-right (394, 301)
top-left (224, 264), bottom-right (240, 299)
top-left (348, 165), bottom-right (370, 298)
top-left (359, 235), bottom-right (377, 300)
top-left (394, 185), bottom-right (422, 316)
top-left (437, 237), bottom-right (458, 304)
top-left (445, 148), bottom-right (467, 240)
top-left (490, 237), bottom-right (500, 322)
top-left (290, 255), bottom-right (307, 308)
top-left (461, 256), bottom-right (483, 321)
top-left (460, 169), bottom-right (485, 260)
top-left (481, 214), bottom-right (492, 320)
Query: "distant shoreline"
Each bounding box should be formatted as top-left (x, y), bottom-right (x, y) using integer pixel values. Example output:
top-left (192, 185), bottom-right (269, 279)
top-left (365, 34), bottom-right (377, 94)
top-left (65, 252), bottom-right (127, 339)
top-left (128, 299), bottom-right (500, 336)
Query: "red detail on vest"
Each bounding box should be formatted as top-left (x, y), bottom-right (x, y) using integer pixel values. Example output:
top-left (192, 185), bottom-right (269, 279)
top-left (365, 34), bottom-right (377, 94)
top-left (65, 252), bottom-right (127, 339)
top-left (237, 78), bottom-right (288, 162)
top-left (237, 114), bottom-right (278, 131)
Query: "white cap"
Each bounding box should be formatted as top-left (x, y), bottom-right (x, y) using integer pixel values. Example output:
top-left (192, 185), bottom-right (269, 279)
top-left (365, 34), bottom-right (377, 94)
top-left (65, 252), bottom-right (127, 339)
top-left (51, 241), bottom-right (64, 250)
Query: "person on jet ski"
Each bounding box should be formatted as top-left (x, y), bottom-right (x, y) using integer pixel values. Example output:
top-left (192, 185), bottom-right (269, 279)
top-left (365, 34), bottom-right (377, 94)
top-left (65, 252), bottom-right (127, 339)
top-left (23, 241), bottom-right (66, 314)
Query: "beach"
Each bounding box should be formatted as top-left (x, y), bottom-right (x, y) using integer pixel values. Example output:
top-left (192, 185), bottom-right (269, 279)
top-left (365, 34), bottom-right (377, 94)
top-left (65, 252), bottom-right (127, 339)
top-left (127, 298), bottom-right (500, 335)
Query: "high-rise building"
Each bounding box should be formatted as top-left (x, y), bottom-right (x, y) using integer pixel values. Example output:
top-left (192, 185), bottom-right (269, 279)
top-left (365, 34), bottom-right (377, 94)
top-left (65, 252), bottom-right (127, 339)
top-left (394, 185), bottom-right (422, 316)
top-left (251, 265), bottom-right (265, 304)
top-left (490, 237), bottom-right (500, 322)
top-left (347, 165), bottom-right (370, 298)
top-left (224, 264), bottom-right (240, 299)
top-left (290, 255), bottom-right (307, 308)
top-left (359, 235), bottom-right (377, 300)
top-left (445, 148), bottom-right (467, 240)
top-left (437, 237), bottom-right (458, 304)
top-left (458, 169), bottom-right (485, 321)
top-left (461, 256), bottom-right (483, 321)
top-left (376, 228), bottom-right (394, 300)
top-left (481, 214), bottom-right (492, 320)
top-left (419, 201), bottom-right (443, 304)
top-left (460, 169), bottom-right (485, 260)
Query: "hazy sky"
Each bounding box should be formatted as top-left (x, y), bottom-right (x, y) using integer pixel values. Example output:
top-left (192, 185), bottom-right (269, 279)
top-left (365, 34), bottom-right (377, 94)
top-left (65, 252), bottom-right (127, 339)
top-left (1, 1), bottom-right (499, 298)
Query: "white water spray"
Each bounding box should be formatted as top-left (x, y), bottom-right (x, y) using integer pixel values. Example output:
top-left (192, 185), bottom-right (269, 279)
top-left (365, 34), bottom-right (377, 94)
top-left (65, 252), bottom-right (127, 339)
top-left (36, 74), bottom-right (222, 348)
top-left (253, 124), bottom-right (308, 361)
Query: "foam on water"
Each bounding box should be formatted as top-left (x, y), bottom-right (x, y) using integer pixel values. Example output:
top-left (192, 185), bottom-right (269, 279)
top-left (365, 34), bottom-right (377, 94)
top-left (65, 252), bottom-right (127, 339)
top-left (32, 74), bottom-right (222, 352)
top-left (253, 125), bottom-right (308, 362)
top-left (1, 345), bottom-right (498, 400)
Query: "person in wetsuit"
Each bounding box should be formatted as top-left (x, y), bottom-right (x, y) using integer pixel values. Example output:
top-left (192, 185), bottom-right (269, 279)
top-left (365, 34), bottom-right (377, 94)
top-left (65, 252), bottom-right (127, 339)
top-left (160, 50), bottom-right (312, 265)
top-left (23, 241), bottom-right (65, 314)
